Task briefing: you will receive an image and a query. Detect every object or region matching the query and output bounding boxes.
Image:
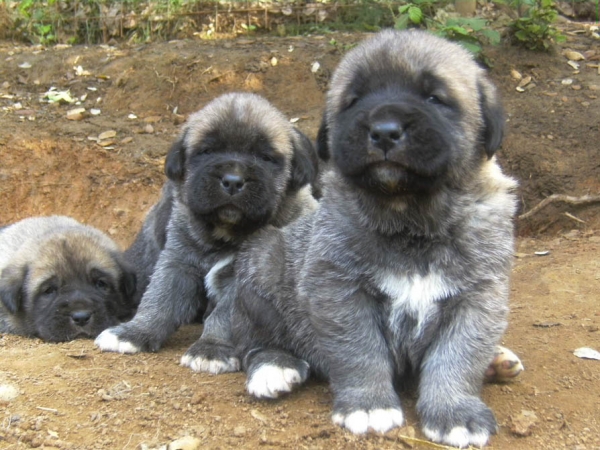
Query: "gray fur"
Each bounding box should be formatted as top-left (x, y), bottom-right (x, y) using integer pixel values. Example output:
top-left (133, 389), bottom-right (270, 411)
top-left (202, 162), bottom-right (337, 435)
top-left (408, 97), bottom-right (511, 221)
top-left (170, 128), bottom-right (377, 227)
top-left (95, 93), bottom-right (318, 369)
top-left (229, 30), bottom-right (517, 448)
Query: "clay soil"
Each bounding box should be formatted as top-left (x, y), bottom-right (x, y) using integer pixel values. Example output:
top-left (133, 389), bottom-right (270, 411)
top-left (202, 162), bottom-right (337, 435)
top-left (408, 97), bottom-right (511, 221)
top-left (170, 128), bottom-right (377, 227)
top-left (0, 26), bottom-right (599, 450)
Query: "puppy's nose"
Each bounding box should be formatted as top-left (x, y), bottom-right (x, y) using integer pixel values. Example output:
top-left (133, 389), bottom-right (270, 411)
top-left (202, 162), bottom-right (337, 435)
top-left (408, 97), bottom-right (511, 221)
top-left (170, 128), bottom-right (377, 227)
top-left (369, 120), bottom-right (403, 153)
top-left (220, 173), bottom-right (245, 196)
top-left (71, 310), bottom-right (92, 326)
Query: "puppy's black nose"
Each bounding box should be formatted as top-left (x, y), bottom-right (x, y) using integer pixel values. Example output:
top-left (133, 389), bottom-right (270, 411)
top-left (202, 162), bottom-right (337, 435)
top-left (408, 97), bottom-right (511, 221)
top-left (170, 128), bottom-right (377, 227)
top-left (71, 310), bottom-right (92, 326)
top-left (221, 173), bottom-right (245, 196)
top-left (369, 120), bottom-right (403, 153)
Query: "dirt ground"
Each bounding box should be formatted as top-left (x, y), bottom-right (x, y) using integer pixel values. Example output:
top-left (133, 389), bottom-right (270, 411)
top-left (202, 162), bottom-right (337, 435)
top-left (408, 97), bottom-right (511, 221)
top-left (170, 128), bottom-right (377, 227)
top-left (0, 24), bottom-right (599, 450)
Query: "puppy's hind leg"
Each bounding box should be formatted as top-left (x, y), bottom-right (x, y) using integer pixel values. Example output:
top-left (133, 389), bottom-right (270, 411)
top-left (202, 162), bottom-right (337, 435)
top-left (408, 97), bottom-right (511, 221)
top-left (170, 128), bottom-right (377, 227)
top-left (181, 256), bottom-right (240, 374)
top-left (245, 349), bottom-right (310, 399)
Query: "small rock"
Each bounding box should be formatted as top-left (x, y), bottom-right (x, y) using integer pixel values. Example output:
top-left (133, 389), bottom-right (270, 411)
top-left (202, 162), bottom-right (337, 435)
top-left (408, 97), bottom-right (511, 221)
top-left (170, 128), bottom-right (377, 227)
top-left (311, 61), bottom-right (320, 73)
top-left (144, 124), bottom-right (154, 134)
top-left (571, 85), bottom-right (582, 91)
top-left (561, 78), bottom-right (574, 85)
top-left (190, 393), bottom-right (205, 405)
top-left (533, 321), bottom-right (561, 328)
top-left (90, 108), bottom-right (101, 115)
top-left (564, 50), bottom-right (585, 61)
top-left (98, 130), bottom-right (117, 140)
top-left (510, 69), bottom-right (522, 80)
top-left (0, 383), bottom-right (19, 402)
top-left (128, 113), bottom-right (137, 119)
top-left (270, 57), bottom-right (278, 67)
top-left (510, 410), bottom-right (538, 437)
top-left (121, 137), bottom-right (133, 144)
top-left (573, 347), bottom-right (600, 360)
top-left (232, 426), bottom-right (247, 437)
top-left (18, 62), bottom-right (32, 69)
top-left (250, 409), bottom-right (269, 424)
top-left (589, 85), bottom-right (599, 91)
top-left (66, 107), bottom-right (87, 121)
top-left (583, 49), bottom-right (596, 59)
top-left (167, 436), bottom-right (201, 450)
top-left (517, 76), bottom-right (532, 88)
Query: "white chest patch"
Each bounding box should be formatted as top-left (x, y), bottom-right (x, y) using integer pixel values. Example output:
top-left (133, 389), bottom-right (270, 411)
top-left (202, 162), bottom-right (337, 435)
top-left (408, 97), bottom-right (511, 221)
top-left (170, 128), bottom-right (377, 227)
top-left (376, 271), bottom-right (458, 333)
top-left (204, 255), bottom-right (235, 300)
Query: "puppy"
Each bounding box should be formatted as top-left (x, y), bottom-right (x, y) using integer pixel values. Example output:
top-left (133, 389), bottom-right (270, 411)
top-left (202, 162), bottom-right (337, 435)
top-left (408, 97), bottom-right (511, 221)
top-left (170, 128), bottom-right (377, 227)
top-left (228, 30), bottom-right (518, 448)
top-left (0, 216), bottom-right (136, 342)
top-left (95, 93), bottom-right (318, 374)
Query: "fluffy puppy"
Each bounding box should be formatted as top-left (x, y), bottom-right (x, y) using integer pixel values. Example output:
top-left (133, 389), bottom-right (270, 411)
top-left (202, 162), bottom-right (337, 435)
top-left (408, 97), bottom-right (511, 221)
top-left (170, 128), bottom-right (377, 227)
top-left (0, 216), bottom-right (137, 341)
top-left (228, 30), bottom-right (518, 448)
top-left (95, 93), bottom-right (318, 374)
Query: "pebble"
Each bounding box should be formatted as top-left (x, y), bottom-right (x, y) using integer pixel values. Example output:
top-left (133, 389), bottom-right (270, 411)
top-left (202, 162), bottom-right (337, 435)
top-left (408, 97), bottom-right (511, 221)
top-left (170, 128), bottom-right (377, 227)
top-left (66, 107), bottom-right (86, 121)
top-left (167, 436), bottom-right (201, 450)
top-left (232, 426), bottom-right (247, 437)
top-left (98, 130), bottom-right (117, 140)
top-left (0, 383), bottom-right (19, 402)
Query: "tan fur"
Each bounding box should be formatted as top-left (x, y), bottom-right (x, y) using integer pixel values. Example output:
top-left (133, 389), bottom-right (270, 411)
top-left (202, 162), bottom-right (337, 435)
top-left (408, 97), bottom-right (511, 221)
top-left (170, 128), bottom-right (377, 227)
top-left (184, 92), bottom-right (294, 158)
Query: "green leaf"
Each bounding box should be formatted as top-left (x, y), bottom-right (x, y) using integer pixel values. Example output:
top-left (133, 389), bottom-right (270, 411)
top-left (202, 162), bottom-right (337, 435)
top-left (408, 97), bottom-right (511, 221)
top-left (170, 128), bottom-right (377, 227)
top-left (398, 5), bottom-right (411, 14)
top-left (481, 28), bottom-right (501, 45)
top-left (408, 6), bottom-right (423, 24)
top-left (448, 17), bottom-right (487, 31)
top-left (459, 41), bottom-right (483, 54)
top-left (515, 30), bottom-right (528, 41)
top-left (395, 15), bottom-right (410, 30)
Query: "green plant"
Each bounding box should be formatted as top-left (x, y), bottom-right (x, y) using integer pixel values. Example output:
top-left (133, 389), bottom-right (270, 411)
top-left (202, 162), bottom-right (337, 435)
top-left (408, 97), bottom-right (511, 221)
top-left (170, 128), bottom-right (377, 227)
top-left (394, 1), bottom-right (501, 57)
top-left (508, 0), bottom-right (566, 51)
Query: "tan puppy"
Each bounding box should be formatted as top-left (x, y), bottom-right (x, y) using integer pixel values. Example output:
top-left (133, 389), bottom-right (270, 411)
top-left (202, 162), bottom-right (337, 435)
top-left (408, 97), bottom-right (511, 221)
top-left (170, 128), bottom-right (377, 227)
top-left (0, 216), bottom-right (136, 341)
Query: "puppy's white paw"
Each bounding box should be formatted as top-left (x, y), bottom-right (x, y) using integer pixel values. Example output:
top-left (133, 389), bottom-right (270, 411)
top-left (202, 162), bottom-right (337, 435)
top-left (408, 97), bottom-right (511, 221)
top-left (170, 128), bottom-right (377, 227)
top-left (94, 329), bottom-right (141, 354)
top-left (332, 408), bottom-right (404, 435)
top-left (485, 345), bottom-right (524, 383)
top-left (180, 354), bottom-right (240, 374)
top-left (422, 426), bottom-right (490, 449)
top-left (247, 364), bottom-right (308, 399)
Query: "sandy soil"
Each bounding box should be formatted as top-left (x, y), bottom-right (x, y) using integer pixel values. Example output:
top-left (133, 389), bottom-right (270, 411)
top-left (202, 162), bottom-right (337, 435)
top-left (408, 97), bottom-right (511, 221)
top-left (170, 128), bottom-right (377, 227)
top-left (0, 26), bottom-right (599, 450)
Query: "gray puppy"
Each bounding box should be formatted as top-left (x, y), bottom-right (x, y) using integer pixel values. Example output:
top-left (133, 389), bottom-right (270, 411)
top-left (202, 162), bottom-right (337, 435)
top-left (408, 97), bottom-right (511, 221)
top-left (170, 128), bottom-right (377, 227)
top-left (0, 216), bottom-right (137, 341)
top-left (228, 30), bottom-right (518, 448)
top-left (95, 93), bottom-right (318, 374)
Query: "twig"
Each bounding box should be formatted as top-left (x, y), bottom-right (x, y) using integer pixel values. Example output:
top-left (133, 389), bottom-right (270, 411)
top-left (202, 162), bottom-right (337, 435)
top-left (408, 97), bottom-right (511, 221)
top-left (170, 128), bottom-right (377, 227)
top-left (564, 211), bottom-right (586, 224)
top-left (518, 194), bottom-right (600, 221)
top-left (36, 406), bottom-right (58, 413)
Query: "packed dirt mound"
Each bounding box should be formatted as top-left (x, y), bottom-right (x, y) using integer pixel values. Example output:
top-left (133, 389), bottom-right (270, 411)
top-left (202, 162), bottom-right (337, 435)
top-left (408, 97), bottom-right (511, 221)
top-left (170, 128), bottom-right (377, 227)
top-left (1, 27), bottom-right (599, 450)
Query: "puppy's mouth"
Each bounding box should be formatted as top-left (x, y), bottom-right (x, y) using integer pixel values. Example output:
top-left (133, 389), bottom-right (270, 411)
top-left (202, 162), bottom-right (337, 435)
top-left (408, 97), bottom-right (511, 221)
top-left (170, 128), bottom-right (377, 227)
top-left (217, 205), bottom-right (244, 225)
top-left (360, 162), bottom-right (438, 195)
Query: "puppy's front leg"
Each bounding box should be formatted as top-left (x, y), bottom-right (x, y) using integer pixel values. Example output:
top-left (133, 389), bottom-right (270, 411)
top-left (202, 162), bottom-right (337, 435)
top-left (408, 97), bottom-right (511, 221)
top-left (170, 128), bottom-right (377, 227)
top-left (95, 247), bottom-right (205, 353)
top-left (310, 279), bottom-right (404, 435)
top-left (418, 296), bottom-right (506, 448)
top-left (181, 256), bottom-right (240, 374)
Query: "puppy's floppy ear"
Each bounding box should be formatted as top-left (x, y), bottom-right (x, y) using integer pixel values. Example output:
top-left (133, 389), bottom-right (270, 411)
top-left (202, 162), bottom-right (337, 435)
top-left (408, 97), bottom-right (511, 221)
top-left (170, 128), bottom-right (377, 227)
top-left (288, 129), bottom-right (319, 192)
top-left (111, 252), bottom-right (138, 308)
top-left (0, 265), bottom-right (27, 314)
top-left (164, 130), bottom-right (188, 181)
top-left (316, 114), bottom-right (330, 162)
top-left (478, 79), bottom-right (505, 158)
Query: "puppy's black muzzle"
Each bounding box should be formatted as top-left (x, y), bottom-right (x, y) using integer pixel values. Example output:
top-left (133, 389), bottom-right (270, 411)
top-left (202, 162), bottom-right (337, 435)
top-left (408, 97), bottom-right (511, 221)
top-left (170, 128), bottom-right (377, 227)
top-left (369, 119), bottom-right (405, 156)
top-left (220, 172), bottom-right (246, 196)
